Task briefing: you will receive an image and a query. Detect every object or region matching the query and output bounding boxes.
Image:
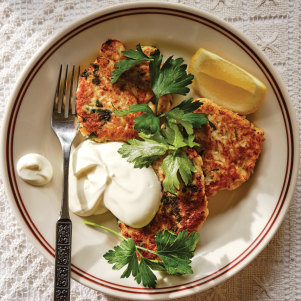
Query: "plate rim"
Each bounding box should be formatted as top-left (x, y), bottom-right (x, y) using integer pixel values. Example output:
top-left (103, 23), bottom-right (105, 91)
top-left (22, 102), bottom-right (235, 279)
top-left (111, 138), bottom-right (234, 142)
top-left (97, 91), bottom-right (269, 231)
top-left (0, 2), bottom-right (299, 299)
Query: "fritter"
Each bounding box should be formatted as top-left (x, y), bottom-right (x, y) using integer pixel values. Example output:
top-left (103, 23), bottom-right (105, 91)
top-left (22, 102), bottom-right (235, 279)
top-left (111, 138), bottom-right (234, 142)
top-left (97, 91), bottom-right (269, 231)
top-left (119, 149), bottom-right (208, 260)
top-left (195, 98), bottom-right (264, 196)
top-left (76, 39), bottom-right (172, 142)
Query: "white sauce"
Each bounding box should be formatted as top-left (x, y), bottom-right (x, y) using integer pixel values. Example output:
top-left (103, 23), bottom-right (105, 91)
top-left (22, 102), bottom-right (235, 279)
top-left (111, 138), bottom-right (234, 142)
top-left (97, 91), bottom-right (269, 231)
top-left (69, 141), bottom-right (162, 228)
top-left (16, 153), bottom-right (53, 186)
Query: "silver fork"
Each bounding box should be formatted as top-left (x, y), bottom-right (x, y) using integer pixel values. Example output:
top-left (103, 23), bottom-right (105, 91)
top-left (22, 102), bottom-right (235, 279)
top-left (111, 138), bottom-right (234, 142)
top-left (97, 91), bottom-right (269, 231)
top-left (51, 64), bottom-right (80, 301)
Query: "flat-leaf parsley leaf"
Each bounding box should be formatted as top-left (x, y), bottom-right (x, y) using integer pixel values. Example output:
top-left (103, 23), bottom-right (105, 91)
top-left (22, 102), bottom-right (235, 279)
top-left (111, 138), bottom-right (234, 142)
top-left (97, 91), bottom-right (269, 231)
top-left (113, 103), bottom-right (160, 133)
top-left (84, 221), bottom-right (200, 288)
top-left (111, 44), bottom-right (150, 84)
top-left (118, 136), bottom-right (168, 168)
top-left (162, 150), bottom-right (196, 194)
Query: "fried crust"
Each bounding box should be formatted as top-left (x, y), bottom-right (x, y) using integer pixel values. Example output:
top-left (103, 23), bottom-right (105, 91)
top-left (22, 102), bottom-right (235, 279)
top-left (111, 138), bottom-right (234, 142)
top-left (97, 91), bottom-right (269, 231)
top-left (76, 39), bottom-right (172, 142)
top-left (195, 98), bottom-right (264, 196)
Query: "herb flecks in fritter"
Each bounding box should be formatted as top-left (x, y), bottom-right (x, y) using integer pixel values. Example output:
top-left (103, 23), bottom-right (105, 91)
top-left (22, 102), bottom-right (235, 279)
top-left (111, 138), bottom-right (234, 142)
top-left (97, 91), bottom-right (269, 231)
top-left (194, 98), bottom-right (264, 196)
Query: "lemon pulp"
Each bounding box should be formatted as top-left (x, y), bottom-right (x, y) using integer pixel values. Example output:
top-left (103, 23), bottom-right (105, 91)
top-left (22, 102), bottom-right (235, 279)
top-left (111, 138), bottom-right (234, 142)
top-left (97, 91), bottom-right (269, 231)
top-left (188, 48), bottom-right (266, 114)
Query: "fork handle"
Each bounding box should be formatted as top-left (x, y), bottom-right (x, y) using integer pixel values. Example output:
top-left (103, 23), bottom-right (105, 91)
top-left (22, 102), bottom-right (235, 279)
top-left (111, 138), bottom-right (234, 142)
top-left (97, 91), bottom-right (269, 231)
top-left (54, 218), bottom-right (72, 301)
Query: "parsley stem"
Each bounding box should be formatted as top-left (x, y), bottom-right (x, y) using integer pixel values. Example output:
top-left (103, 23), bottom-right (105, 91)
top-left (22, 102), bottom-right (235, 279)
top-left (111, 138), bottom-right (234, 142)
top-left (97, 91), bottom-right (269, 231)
top-left (84, 221), bottom-right (159, 255)
top-left (136, 245), bottom-right (157, 255)
top-left (83, 221), bottom-right (125, 240)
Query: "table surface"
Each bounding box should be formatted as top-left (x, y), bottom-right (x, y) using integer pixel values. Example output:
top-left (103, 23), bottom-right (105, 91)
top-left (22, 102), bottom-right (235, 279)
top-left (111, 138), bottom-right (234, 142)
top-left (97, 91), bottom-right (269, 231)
top-left (0, 0), bottom-right (300, 300)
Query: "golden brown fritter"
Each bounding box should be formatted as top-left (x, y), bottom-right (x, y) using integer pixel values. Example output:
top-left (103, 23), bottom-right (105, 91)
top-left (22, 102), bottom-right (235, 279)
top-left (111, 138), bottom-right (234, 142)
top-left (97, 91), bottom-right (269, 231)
top-left (76, 39), bottom-right (172, 142)
top-left (119, 149), bottom-right (208, 260)
top-left (195, 98), bottom-right (264, 196)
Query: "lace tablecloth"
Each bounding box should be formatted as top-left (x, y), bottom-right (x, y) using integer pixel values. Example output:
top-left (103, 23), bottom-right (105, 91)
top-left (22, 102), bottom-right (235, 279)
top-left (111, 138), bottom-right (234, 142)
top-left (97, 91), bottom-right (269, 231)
top-left (0, 1), bottom-right (300, 300)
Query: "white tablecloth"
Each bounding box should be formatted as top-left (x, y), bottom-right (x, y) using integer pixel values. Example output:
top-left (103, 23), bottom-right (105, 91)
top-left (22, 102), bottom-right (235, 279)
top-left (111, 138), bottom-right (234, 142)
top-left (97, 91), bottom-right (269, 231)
top-left (0, 1), bottom-right (300, 300)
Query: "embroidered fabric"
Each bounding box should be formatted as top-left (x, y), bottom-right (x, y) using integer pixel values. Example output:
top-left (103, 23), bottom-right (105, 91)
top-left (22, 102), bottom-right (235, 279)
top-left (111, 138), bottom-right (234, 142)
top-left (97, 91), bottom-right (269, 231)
top-left (0, 0), bottom-right (300, 300)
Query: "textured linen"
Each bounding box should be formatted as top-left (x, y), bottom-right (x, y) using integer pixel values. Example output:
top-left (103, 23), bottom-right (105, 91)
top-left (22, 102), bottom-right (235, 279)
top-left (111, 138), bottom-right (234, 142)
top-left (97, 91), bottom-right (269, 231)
top-left (0, 1), bottom-right (300, 300)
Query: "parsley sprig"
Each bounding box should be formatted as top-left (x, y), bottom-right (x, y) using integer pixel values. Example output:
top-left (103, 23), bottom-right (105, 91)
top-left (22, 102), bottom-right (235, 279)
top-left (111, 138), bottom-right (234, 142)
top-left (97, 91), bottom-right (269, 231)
top-left (115, 98), bottom-right (209, 193)
top-left (84, 221), bottom-right (200, 288)
top-left (111, 44), bottom-right (211, 194)
top-left (111, 44), bottom-right (194, 115)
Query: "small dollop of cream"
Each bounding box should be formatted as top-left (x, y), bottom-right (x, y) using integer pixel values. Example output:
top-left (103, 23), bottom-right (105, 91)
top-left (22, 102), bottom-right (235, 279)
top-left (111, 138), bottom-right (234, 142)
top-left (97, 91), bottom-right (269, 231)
top-left (16, 153), bottom-right (53, 186)
top-left (69, 140), bottom-right (162, 228)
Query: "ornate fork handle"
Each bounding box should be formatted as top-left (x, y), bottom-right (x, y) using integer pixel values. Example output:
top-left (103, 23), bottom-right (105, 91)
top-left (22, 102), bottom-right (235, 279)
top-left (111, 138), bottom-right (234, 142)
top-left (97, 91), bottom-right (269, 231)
top-left (54, 219), bottom-right (72, 301)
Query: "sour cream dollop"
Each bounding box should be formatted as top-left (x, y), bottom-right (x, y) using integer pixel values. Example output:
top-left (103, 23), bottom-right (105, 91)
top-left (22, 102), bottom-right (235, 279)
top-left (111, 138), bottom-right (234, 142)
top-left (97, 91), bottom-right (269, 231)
top-left (16, 153), bottom-right (53, 186)
top-left (69, 141), bottom-right (162, 228)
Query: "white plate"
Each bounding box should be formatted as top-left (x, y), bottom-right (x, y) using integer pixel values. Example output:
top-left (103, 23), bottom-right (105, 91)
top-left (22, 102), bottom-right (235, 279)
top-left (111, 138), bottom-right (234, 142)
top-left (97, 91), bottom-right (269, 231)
top-left (0, 2), bottom-right (299, 300)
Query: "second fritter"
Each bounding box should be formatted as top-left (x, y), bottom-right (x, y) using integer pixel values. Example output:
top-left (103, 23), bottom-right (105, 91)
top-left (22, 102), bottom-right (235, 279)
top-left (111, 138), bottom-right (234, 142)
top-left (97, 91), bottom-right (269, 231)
top-left (195, 98), bottom-right (264, 196)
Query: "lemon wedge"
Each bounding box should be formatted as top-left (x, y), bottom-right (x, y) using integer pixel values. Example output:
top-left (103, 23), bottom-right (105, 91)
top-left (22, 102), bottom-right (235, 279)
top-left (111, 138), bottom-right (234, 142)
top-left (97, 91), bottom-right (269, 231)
top-left (188, 48), bottom-right (266, 114)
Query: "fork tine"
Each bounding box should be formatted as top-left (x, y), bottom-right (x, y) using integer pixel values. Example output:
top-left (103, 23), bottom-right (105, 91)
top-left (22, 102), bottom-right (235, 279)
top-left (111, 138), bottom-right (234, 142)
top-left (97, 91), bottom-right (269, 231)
top-left (53, 64), bottom-right (79, 118)
top-left (72, 66), bottom-right (80, 115)
top-left (53, 64), bottom-right (62, 112)
top-left (68, 65), bottom-right (75, 115)
top-left (61, 64), bottom-right (69, 116)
